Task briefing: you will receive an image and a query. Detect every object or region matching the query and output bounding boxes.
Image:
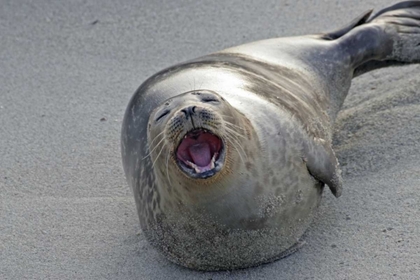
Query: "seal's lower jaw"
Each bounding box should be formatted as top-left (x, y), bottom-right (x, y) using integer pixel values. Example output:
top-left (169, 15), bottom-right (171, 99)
top-left (176, 129), bottom-right (225, 179)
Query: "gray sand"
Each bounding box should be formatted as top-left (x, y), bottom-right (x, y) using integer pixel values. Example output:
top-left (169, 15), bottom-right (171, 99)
top-left (1, 0), bottom-right (419, 279)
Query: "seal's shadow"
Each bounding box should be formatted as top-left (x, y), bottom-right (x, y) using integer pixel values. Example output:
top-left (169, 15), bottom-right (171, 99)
top-left (333, 66), bottom-right (420, 177)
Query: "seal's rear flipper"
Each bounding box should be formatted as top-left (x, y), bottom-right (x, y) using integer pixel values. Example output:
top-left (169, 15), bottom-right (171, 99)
top-left (337, 1), bottom-right (420, 76)
top-left (321, 10), bottom-right (373, 40)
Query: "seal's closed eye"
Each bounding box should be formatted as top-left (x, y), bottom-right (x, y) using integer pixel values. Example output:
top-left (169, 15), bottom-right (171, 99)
top-left (201, 97), bottom-right (219, 103)
top-left (155, 110), bottom-right (170, 122)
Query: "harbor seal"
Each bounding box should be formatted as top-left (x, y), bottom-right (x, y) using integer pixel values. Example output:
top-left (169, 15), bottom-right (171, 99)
top-left (121, 1), bottom-right (420, 271)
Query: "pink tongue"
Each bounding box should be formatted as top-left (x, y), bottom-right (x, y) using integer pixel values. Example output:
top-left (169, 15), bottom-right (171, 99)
top-left (188, 142), bottom-right (211, 167)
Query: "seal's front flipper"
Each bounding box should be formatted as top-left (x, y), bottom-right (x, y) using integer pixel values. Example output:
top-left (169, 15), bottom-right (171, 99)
top-left (303, 138), bottom-right (343, 198)
top-left (337, 1), bottom-right (420, 76)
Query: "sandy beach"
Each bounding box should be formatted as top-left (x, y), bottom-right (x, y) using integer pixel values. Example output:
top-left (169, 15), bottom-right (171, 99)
top-left (1, 0), bottom-right (419, 279)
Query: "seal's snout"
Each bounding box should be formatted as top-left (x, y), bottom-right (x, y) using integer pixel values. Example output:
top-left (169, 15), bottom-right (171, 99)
top-left (176, 129), bottom-right (224, 178)
top-left (171, 102), bottom-right (227, 178)
top-left (181, 106), bottom-right (196, 119)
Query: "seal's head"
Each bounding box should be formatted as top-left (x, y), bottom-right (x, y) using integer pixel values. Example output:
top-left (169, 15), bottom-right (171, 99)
top-left (147, 90), bottom-right (252, 199)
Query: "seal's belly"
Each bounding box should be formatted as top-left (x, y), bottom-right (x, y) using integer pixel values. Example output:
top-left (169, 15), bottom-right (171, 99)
top-left (148, 176), bottom-right (322, 271)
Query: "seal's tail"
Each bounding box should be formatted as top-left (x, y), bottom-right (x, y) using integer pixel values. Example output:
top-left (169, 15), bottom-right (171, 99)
top-left (332, 1), bottom-right (420, 77)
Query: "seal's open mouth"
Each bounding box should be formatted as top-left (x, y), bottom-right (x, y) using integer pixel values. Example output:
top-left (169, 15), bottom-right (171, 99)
top-left (176, 129), bottom-right (224, 178)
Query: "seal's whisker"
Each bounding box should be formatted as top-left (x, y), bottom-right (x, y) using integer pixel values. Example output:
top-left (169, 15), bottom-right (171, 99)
top-left (223, 119), bottom-right (246, 132)
top-left (143, 136), bottom-right (166, 160)
top-left (224, 127), bottom-right (247, 154)
top-left (233, 138), bottom-right (248, 162)
top-left (151, 143), bottom-right (166, 169)
top-left (166, 149), bottom-right (172, 187)
top-left (224, 121), bottom-right (245, 131)
top-left (225, 126), bottom-right (247, 139)
top-left (224, 125), bottom-right (247, 140)
top-left (150, 130), bottom-right (166, 145)
top-left (220, 114), bottom-right (238, 121)
top-left (225, 132), bottom-right (248, 161)
top-left (187, 77), bottom-right (205, 92)
top-left (225, 135), bottom-right (246, 166)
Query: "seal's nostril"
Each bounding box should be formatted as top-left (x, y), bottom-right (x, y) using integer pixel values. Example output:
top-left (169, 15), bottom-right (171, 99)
top-left (181, 106), bottom-right (196, 119)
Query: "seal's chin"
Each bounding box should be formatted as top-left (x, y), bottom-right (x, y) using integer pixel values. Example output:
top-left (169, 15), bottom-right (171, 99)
top-left (176, 128), bottom-right (224, 179)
